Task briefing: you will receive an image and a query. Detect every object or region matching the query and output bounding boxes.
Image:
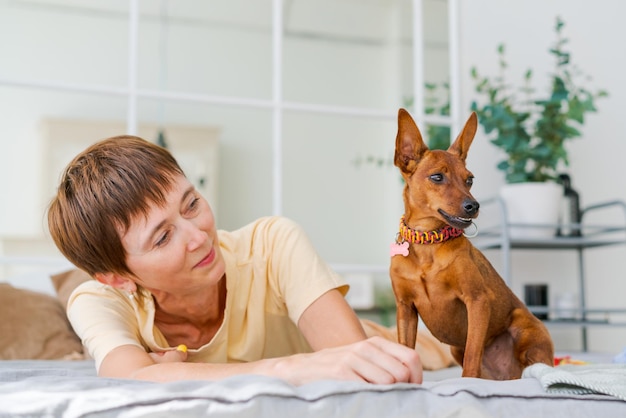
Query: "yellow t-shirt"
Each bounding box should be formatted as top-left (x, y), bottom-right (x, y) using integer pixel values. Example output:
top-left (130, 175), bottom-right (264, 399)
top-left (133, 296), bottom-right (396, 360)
top-left (67, 216), bottom-right (348, 371)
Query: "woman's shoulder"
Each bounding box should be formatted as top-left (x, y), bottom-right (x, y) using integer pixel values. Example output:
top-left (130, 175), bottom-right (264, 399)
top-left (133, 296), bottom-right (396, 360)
top-left (218, 216), bottom-right (309, 265)
top-left (219, 216), bottom-right (304, 242)
top-left (223, 215), bottom-right (300, 231)
top-left (71, 279), bottom-right (115, 294)
top-left (67, 279), bottom-right (137, 311)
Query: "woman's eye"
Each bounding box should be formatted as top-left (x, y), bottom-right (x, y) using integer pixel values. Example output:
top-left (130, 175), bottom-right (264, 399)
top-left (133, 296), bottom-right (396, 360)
top-left (155, 231), bottom-right (171, 248)
top-left (186, 197), bottom-right (201, 215)
top-left (429, 173), bottom-right (444, 183)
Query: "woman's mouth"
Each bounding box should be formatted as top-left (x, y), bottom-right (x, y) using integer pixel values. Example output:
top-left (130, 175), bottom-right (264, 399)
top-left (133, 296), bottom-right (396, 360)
top-left (194, 248), bottom-right (216, 269)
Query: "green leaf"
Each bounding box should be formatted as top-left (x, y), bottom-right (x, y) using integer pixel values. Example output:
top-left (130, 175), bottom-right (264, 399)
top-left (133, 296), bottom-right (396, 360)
top-left (524, 69), bottom-right (533, 80)
top-left (567, 97), bottom-right (585, 123)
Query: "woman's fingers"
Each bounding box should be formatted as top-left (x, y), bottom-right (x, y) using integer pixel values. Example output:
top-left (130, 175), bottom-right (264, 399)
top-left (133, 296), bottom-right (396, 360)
top-left (282, 337), bottom-right (423, 385)
top-left (345, 337), bottom-right (423, 384)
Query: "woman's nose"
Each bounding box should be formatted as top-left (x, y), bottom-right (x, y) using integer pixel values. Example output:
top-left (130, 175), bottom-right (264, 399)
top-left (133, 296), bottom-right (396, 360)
top-left (184, 219), bottom-right (206, 251)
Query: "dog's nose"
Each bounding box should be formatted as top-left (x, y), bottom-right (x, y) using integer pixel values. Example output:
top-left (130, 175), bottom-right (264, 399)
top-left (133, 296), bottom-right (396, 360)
top-left (463, 199), bottom-right (480, 216)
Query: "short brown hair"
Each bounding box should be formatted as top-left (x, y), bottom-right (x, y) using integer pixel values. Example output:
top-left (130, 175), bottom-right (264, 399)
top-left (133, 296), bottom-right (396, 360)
top-left (47, 135), bottom-right (185, 277)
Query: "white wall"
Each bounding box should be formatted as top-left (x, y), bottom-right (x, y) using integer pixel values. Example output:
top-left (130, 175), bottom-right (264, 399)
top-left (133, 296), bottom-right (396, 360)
top-left (459, 0), bottom-right (626, 353)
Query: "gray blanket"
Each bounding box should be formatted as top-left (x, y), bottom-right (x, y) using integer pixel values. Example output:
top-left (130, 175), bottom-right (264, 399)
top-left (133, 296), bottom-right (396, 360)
top-left (1, 360), bottom-right (625, 418)
top-left (524, 362), bottom-right (626, 400)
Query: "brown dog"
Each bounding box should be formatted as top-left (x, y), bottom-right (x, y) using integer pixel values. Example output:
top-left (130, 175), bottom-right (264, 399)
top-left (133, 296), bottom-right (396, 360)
top-left (389, 108), bottom-right (554, 380)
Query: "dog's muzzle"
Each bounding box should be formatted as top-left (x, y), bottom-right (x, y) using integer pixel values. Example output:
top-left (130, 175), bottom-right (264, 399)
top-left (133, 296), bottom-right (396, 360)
top-left (463, 199), bottom-right (480, 217)
top-left (438, 199), bottom-right (479, 229)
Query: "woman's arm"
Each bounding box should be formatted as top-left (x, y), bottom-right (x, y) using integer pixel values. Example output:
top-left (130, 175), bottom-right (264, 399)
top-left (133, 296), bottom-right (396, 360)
top-left (99, 330), bottom-right (423, 385)
top-left (297, 288), bottom-right (367, 349)
top-left (99, 344), bottom-right (282, 382)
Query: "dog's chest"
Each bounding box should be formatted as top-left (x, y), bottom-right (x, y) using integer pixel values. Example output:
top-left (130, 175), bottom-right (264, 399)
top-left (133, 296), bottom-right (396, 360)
top-left (391, 246), bottom-right (464, 305)
top-left (392, 252), bottom-right (453, 294)
top-left (408, 246), bottom-right (454, 280)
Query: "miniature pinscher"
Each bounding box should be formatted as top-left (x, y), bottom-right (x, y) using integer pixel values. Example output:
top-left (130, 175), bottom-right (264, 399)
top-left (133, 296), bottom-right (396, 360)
top-left (389, 108), bottom-right (554, 379)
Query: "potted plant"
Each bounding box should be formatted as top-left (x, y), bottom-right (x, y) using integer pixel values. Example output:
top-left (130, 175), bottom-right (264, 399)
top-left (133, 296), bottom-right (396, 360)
top-left (469, 16), bottom-right (607, 238)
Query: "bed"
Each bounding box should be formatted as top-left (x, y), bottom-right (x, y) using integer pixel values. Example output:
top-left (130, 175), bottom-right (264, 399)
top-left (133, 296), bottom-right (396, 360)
top-left (2, 263), bottom-right (626, 417)
top-left (2, 359), bottom-right (626, 417)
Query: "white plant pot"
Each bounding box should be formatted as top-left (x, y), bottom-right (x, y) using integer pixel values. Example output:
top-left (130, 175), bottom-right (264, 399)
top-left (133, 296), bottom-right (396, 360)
top-left (499, 182), bottom-right (562, 239)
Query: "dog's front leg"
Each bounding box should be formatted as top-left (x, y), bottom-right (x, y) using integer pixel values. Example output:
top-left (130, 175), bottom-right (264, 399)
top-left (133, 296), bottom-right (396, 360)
top-left (396, 300), bottom-right (418, 349)
top-left (462, 297), bottom-right (490, 378)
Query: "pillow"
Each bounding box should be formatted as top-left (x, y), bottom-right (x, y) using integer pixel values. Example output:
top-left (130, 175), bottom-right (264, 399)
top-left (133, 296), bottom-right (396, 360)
top-left (50, 268), bottom-right (92, 309)
top-left (0, 283), bottom-right (84, 360)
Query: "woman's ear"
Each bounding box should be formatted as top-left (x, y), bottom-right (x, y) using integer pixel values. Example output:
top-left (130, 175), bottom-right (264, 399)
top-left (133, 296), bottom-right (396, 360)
top-left (94, 272), bottom-right (137, 293)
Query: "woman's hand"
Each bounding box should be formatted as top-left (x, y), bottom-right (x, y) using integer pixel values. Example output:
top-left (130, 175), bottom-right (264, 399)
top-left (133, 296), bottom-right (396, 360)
top-left (148, 344), bottom-right (189, 364)
top-left (99, 344), bottom-right (189, 379)
top-left (293, 289), bottom-right (423, 385)
top-left (275, 336), bottom-right (423, 385)
top-left (99, 339), bottom-right (420, 385)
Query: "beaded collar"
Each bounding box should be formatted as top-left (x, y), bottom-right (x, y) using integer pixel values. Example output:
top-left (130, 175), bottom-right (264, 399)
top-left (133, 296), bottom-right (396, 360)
top-left (398, 215), bottom-right (464, 245)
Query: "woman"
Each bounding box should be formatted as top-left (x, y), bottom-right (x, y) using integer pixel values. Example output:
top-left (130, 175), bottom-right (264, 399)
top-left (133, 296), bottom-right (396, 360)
top-left (47, 135), bottom-right (423, 385)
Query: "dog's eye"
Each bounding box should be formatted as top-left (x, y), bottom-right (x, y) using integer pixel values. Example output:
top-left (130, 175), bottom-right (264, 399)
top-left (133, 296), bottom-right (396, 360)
top-left (429, 173), bottom-right (444, 183)
top-left (466, 177), bottom-right (474, 187)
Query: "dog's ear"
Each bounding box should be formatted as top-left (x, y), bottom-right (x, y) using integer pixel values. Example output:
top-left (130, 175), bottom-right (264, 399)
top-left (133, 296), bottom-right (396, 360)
top-left (394, 108), bottom-right (428, 173)
top-left (447, 112), bottom-right (477, 161)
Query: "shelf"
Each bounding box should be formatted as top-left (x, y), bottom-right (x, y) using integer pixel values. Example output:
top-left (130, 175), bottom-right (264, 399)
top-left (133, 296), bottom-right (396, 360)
top-left (543, 320), bottom-right (626, 328)
top-left (528, 306), bottom-right (626, 325)
top-left (477, 236), bottom-right (626, 250)
top-left (473, 197), bottom-right (626, 352)
top-left (473, 224), bottom-right (626, 250)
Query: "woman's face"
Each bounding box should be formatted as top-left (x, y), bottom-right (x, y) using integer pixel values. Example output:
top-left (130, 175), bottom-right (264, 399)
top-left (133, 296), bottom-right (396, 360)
top-left (121, 175), bottom-right (225, 295)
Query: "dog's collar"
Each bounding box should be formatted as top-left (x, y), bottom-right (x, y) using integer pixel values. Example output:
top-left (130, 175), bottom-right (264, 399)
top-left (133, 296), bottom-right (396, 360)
top-left (398, 215), bottom-right (464, 245)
